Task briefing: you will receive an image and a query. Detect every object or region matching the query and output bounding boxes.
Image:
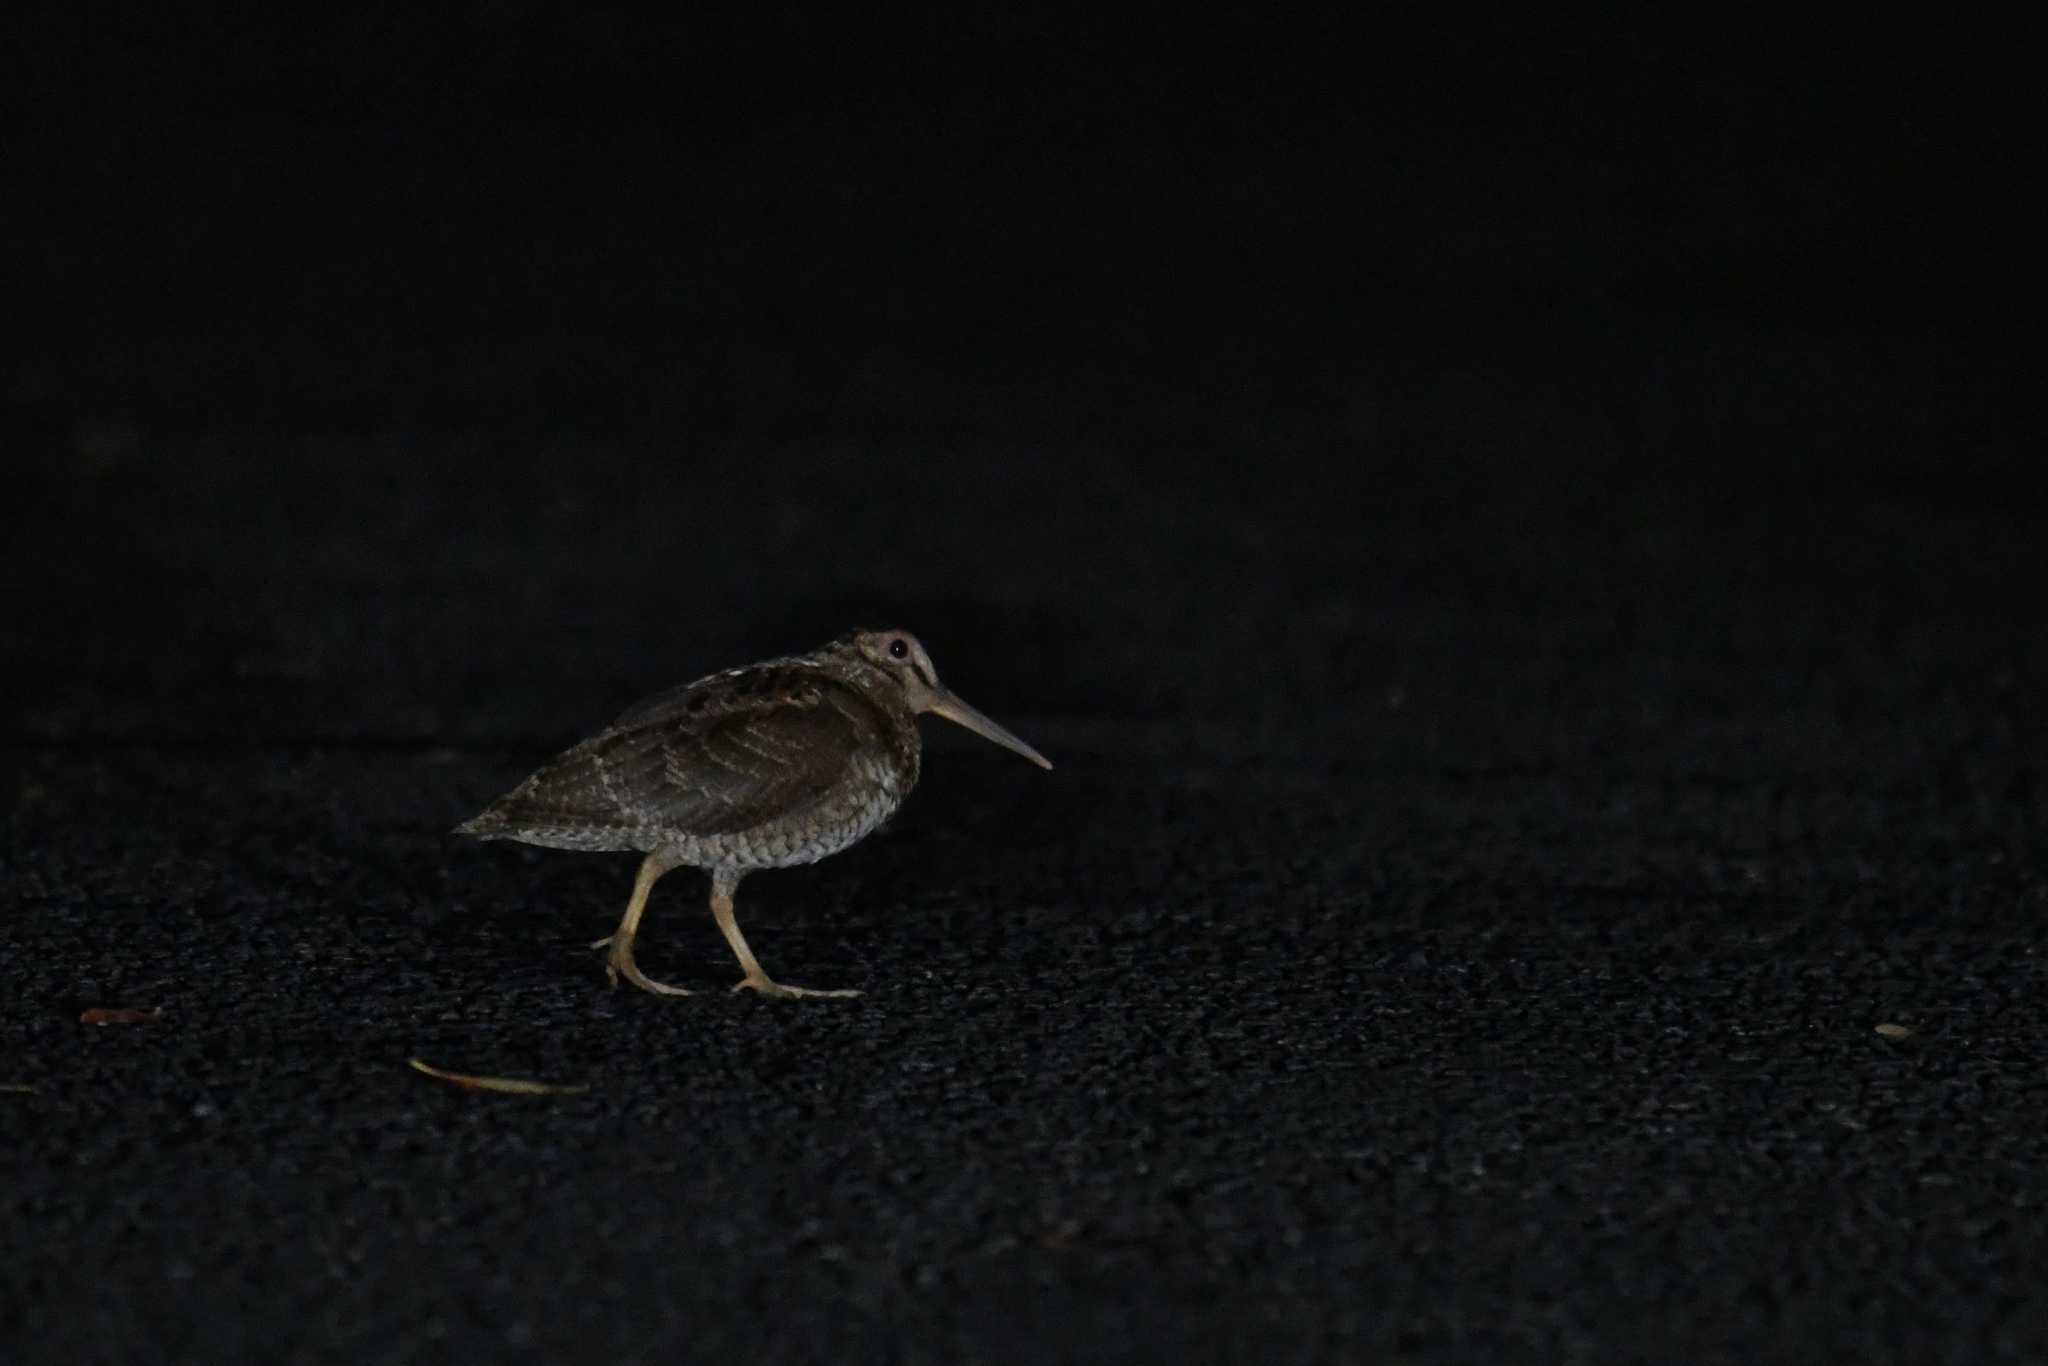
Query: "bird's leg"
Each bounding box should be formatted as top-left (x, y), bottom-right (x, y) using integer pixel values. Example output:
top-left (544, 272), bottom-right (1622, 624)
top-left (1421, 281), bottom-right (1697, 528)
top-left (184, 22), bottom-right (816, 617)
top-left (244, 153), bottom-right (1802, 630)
top-left (599, 851), bottom-right (692, 996)
top-left (711, 869), bottom-right (860, 1000)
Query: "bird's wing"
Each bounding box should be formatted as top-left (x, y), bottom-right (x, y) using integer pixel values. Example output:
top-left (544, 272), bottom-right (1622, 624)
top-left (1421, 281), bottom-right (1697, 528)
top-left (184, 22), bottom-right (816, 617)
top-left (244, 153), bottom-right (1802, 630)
top-left (608, 679), bottom-right (709, 729)
top-left (608, 652), bottom-right (806, 729)
top-left (482, 678), bottom-right (884, 838)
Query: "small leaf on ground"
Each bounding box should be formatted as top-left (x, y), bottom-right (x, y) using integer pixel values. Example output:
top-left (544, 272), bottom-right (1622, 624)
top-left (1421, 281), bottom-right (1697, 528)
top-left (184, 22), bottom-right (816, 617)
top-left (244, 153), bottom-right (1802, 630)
top-left (80, 1007), bottom-right (162, 1026)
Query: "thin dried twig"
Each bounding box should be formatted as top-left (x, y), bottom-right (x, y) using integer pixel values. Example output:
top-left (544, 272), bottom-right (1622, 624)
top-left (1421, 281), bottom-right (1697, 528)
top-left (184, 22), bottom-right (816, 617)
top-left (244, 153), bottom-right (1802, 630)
top-left (407, 1057), bottom-right (589, 1096)
top-left (1, 1084), bottom-right (35, 1094)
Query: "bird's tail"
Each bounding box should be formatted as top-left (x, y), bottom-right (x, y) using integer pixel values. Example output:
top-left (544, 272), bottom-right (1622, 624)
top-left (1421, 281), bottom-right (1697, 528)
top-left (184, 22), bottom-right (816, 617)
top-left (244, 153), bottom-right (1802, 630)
top-left (452, 811), bottom-right (505, 839)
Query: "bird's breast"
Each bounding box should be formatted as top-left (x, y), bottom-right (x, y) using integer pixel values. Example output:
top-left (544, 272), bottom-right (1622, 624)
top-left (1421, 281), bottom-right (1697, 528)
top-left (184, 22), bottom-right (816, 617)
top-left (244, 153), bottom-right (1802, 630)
top-left (699, 749), bottom-right (908, 870)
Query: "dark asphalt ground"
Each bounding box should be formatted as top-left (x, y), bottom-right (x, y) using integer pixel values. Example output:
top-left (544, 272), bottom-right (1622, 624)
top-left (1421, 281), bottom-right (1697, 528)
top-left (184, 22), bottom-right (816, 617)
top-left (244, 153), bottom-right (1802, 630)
top-left (8, 348), bottom-right (2046, 1362)
top-left (6, 9), bottom-right (2048, 1364)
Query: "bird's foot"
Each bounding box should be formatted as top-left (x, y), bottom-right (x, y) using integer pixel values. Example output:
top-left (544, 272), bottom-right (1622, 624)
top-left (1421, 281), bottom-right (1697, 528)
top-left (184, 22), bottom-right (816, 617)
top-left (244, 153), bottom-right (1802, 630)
top-left (731, 975), bottom-right (861, 1000)
top-left (602, 939), bottom-right (692, 996)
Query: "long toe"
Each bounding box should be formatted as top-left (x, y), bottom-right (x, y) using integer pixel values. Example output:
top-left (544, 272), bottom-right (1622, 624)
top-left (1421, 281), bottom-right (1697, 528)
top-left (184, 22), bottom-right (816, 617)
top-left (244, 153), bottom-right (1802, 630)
top-left (608, 947), bottom-right (693, 997)
top-left (731, 976), bottom-right (862, 1000)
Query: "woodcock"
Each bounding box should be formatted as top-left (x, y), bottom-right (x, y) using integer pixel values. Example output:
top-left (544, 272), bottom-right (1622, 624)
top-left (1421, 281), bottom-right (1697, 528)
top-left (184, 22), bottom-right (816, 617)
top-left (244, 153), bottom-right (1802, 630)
top-left (455, 629), bottom-right (1051, 999)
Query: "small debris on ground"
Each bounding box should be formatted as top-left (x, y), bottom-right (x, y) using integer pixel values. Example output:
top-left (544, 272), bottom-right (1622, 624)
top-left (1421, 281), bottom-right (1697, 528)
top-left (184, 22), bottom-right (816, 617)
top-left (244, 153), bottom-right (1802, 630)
top-left (80, 1007), bottom-right (163, 1026)
top-left (407, 1057), bottom-right (589, 1096)
top-left (1874, 1022), bottom-right (1912, 1039)
top-left (1, 1084), bottom-right (35, 1094)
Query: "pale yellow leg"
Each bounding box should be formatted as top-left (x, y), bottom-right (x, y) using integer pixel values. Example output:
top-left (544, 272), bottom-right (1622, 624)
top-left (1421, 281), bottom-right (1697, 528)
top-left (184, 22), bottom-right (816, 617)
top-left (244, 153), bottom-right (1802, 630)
top-left (712, 872), bottom-right (859, 1000)
top-left (594, 852), bottom-right (692, 996)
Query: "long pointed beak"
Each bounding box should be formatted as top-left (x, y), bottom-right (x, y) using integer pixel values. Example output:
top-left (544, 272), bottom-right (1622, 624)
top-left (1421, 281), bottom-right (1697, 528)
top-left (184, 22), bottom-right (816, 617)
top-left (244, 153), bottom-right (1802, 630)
top-left (927, 690), bottom-right (1054, 770)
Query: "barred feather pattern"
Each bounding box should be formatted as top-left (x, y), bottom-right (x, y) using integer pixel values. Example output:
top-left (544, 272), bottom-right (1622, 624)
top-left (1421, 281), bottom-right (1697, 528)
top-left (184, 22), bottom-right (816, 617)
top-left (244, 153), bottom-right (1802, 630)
top-left (456, 661), bottom-right (921, 872)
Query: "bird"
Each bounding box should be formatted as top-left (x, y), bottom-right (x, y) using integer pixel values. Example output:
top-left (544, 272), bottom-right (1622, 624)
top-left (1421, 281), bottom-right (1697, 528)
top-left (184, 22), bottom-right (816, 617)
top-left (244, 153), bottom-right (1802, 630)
top-left (454, 629), bottom-right (1052, 999)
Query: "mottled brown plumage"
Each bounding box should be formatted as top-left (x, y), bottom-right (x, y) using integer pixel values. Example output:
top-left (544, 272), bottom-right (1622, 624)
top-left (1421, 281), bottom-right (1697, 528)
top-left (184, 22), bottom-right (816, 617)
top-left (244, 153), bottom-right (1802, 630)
top-left (455, 629), bottom-right (1051, 998)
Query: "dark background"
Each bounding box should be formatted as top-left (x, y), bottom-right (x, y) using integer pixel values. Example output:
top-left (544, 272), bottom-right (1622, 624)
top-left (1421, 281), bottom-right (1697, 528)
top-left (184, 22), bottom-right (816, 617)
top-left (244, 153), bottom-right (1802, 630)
top-left (5, 7), bottom-right (2046, 1363)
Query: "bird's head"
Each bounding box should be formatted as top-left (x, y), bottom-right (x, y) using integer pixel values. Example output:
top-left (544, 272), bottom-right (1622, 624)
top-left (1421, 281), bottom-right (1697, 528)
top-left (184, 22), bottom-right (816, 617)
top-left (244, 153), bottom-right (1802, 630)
top-left (846, 628), bottom-right (1052, 770)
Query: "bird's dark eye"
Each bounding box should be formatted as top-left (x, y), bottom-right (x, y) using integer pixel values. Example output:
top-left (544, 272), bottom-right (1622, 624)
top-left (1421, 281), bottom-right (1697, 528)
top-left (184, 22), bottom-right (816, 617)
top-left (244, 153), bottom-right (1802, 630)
top-left (888, 638), bottom-right (909, 659)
